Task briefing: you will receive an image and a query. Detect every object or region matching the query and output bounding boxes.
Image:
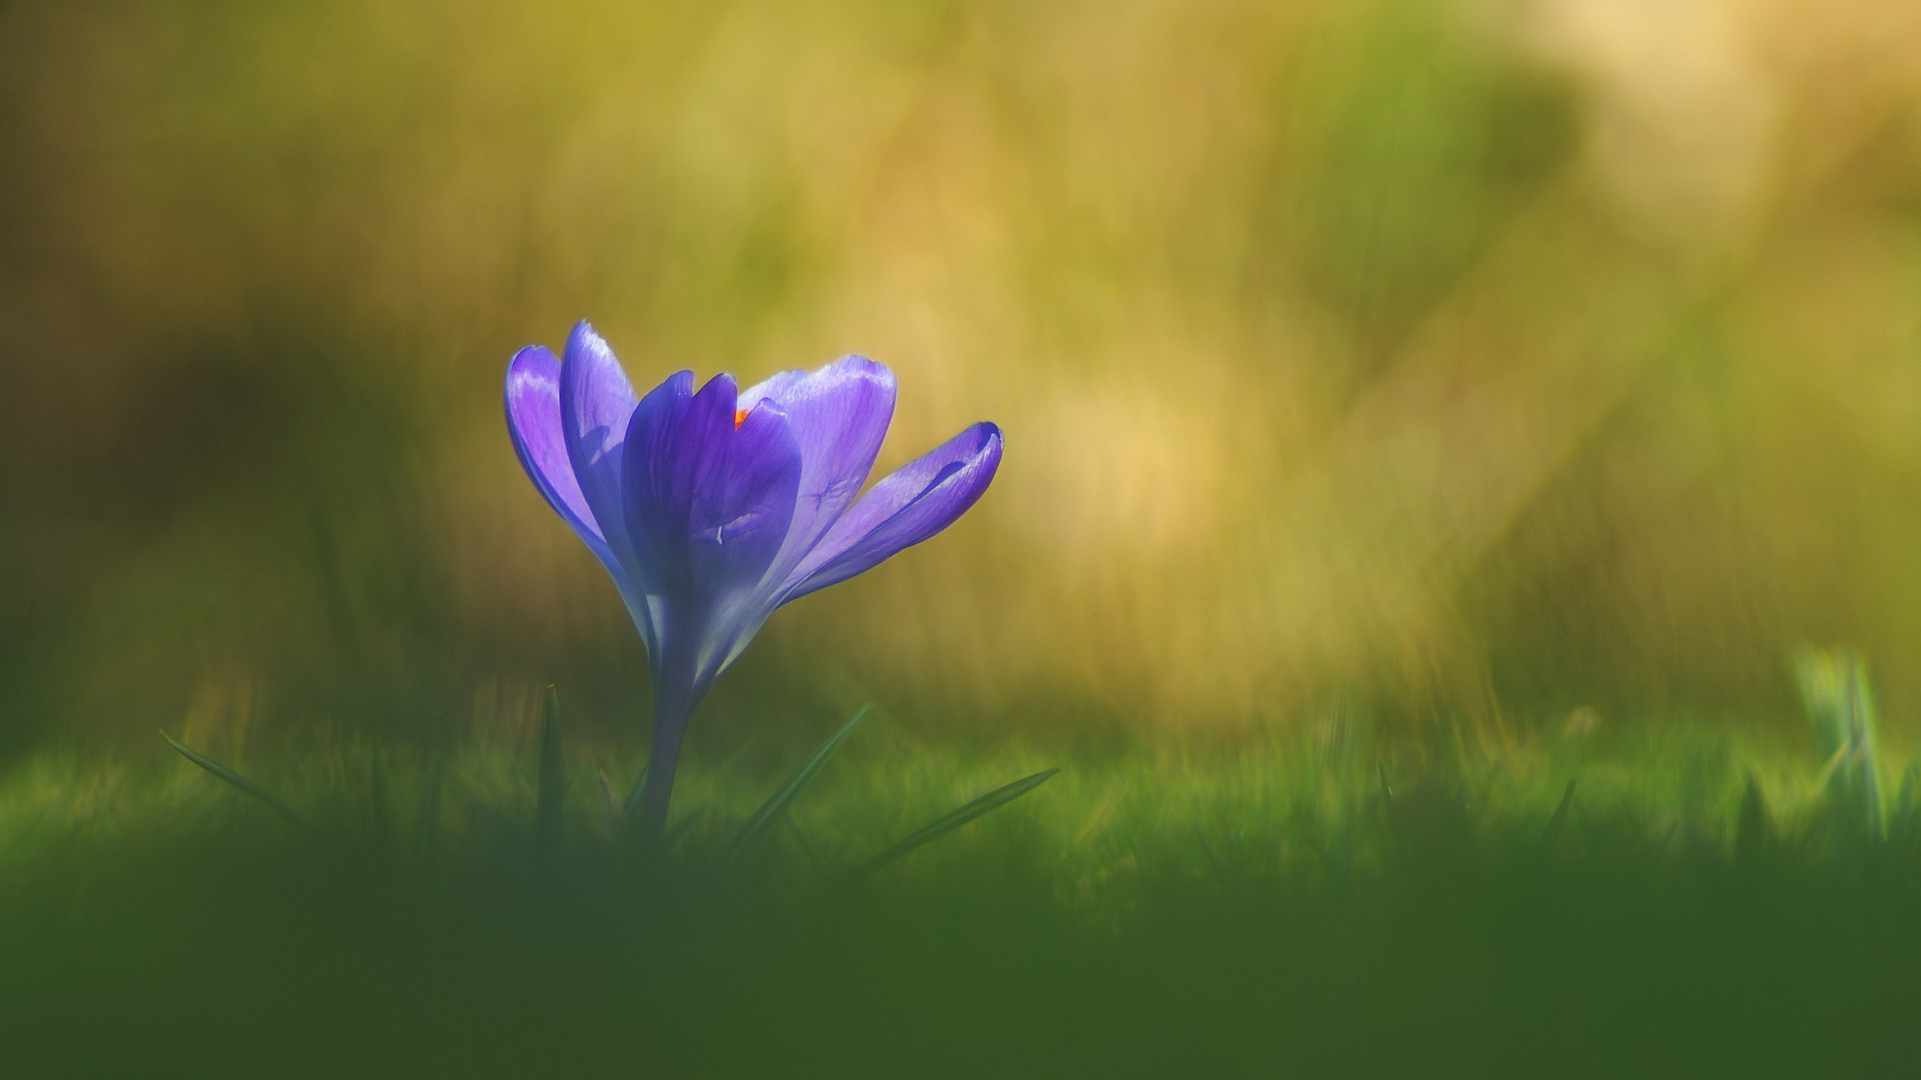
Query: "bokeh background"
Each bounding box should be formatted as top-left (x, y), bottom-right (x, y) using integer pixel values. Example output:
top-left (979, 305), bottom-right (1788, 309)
top-left (6, 0), bottom-right (1921, 760)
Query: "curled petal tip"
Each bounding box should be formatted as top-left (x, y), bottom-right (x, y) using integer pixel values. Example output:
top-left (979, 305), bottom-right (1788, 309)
top-left (781, 418), bottom-right (1001, 601)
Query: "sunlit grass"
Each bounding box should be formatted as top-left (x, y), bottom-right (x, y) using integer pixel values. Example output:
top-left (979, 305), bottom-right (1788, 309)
top-left (3, 713), bottom-right (1917, 1076)
top-left (8, 711), bottom-right (1911, 908)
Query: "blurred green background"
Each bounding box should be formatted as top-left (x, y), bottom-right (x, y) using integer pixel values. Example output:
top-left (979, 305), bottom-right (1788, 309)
top-left (5, 0), bottom-right (1921, 761)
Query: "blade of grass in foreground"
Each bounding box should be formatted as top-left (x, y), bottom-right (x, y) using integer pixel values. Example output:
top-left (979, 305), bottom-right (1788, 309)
top-left (416, 758), bottom-right (444, 856)
top-left (855, 768), bottom-right (1059, 876)
top-left (623, 760), bottom-right (649, 821)
top-left (1540, 779), bottom-right (1577, 849)
top-left (535, 685), bottom-right (564, 853)
top-left (159, 731), bottom-right (306, 828)
top-left (369, 744), bottom-right (392, 836)
top-left (718, 704), bottom-right (869, 875)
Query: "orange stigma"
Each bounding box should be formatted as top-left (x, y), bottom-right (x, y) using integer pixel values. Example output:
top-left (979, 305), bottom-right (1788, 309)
top-left (733, 408), bottom-right (749, 427)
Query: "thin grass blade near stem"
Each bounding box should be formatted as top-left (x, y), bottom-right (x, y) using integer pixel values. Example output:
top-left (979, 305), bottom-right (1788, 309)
top-left (855, 768), bottom-right (1059, 876)
top-left (666, 807), bottom-right (708, 846)
top-left (1540, 779), bottom-right (1577, 849)
top-left (370, 744), bottom-right (392, 837)
top-left (623, 759), bottom-right (649, 821)
top-left (597, 770), bottom-right (623, 829)
top-left (416, 758), bottom-right (444, 857)
top-left (718, 704), bottom-right (869, 876)
top-left (535, 685), bottom-right (564, 853)
top-left (160, 731), bottom-right (306, 828)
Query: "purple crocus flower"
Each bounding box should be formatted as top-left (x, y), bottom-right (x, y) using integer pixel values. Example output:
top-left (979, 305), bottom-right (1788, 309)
top-left (505, 321), bottom-right (1001, 832)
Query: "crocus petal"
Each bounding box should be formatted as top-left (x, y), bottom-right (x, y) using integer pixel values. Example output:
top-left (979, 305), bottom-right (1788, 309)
top-left (761, 356), bottom-right (896, 576)
top-left (560, 321), bottom-right (640, 561)
top-left (782, 421), bottom-right (1001, 601)
top-left (618, 369), bottom-right (700, 591)
top-left (623, 373), bottom-right (802, 600)
top-left (686, 387), bottom-right (803, 596)
top-left (505, 345), bottom-right (603, 549)
top-left (508, 339), bottom-right (655, 656)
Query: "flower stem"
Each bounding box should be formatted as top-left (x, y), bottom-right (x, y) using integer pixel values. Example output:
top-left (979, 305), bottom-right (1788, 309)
top-left (639, 682), bottom-right (693, 837)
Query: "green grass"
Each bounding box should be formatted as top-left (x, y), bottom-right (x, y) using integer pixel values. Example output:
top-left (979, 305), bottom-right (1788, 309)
top-left (2, 717), bottom-right (1918, 1077)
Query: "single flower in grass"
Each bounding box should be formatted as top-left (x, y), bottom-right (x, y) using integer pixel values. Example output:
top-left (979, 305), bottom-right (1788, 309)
top-left (505, 321), bottom-right (1001, 833)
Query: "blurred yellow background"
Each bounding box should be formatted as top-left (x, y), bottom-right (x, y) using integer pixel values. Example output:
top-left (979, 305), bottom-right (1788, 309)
top-left (6, 0), bottom-right (1921, 754)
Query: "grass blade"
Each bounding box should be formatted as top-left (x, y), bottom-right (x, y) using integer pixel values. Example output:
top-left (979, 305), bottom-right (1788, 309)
top-left (597, 770), bottom-right (622, 827)
top-left (370, 743), bottom-right (392, 836)
top-left (1796, 648), bottom-right (1886, 841)
top-left (535, 685), bottom-right (564, 852)
top-left (666, 807), bottom-right (708, 845)
top-left (1735, 773), bottom-right (1775, 867)
top-left (1540, 779), bottom-right (1577, 849)
top-left (623, 759), bottom-right (649, 821)
top-left (718, 704), bottom-right (869, 875)
top-left (1194, 826), bottom-right (1225, 880)
top-left (160, 731), bottom-right (305, 828)
top-left (856, 767), bottom-right (1059, 875)
top-left (416, 757), bottom-right (444, 856)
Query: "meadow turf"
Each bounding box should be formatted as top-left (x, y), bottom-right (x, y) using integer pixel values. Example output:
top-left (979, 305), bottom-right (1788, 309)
top-left (1, 716), bottom-right (1917, 1078)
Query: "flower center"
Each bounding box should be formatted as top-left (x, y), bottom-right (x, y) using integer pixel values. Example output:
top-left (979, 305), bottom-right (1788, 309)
top-left (733, 408), bottom-right (749, 427)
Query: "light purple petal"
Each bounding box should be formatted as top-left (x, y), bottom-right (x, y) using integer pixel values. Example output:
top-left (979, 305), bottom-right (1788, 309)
top-left (505, 345), bottom-right (602, 548)
top-left (782, 421), bottom-right (1001, 601)
top-left (761, 356), bottom-right (896, 577)
top-left (507, 339), bottom-right (652, 653)
top-left (560, 321), bottom-right (640, 561)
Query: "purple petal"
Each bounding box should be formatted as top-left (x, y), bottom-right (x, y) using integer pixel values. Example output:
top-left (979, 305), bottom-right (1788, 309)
top-left (760, 356), bottom-right (896, 574)
top-left (505, 345), bottom-right (603, 549)
top-left (618, 369), bottom-right (700, 591)
top-left (507, 339), bottom-right (652, 654)
top-left (622, 373), bottom-right (802, 599)
top-left (688, 386), bottom-right (803, 594)
top-left (782, 421), bottom-right (1001, 601)
top-left (560, 321), bottom-right (640, 559)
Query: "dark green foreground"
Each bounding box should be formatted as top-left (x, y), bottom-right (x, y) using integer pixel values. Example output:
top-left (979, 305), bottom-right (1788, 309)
top-left (1, 731), bottom-right (1916, 1078)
